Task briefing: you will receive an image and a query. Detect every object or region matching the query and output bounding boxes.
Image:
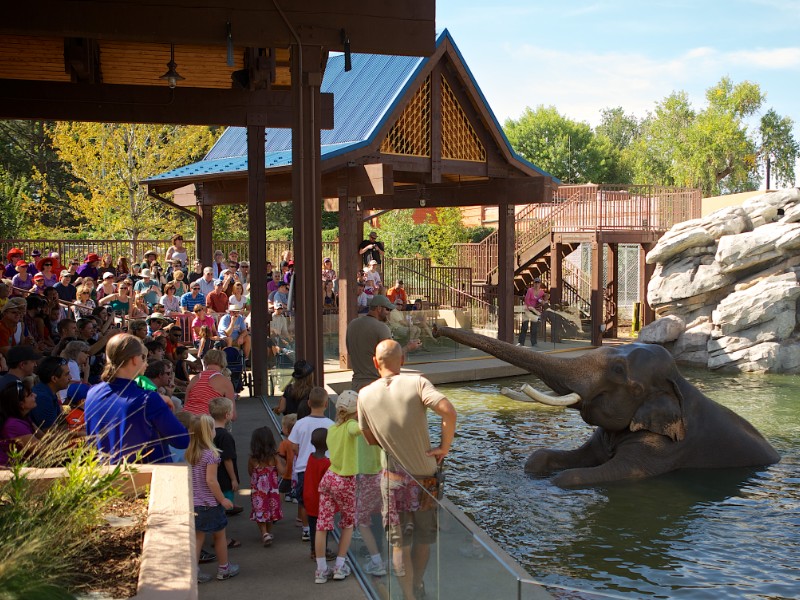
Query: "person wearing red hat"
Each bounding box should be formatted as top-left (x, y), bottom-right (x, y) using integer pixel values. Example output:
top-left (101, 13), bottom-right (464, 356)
top-left (4, 248), bottom-right (24, 279)
top-left (11, 261), bottom-right (33, 293)
top-left (76, 253), bottom-right (101, 281)
top-left (35, 257), bottom-right (59, 288)
top-left (29, 274), bottom-right (47, 296)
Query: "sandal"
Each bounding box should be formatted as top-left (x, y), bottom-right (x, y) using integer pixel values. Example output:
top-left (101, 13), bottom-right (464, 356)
top-left (262, 533), bottom-right (274, 547)
top-left (227, 538), bottom-right (241, 548)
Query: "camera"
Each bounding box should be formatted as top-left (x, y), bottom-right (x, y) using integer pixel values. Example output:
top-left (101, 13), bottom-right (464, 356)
top-left (106, 306), bottom-right (114, 314)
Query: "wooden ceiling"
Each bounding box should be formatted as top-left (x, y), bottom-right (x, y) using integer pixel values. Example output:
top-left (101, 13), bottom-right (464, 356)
top-left (0, 1), bottom-right (435, 126)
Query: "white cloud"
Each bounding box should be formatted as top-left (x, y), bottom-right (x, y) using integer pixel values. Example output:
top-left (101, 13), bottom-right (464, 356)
top-left (727, 48), bottom-right (800, 69)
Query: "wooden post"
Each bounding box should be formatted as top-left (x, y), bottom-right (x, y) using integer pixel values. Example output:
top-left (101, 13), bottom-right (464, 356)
top-left (497, 199), bottom-right (515, 343)
top-left (291, 44), bottom-right (324, 384)
top-left (195, 184), bottom-right (213, 266)
top-left (549, 238), bottom-right (563, 306)
top-left (639, 242), bottom-right (656, 326)
top-left (590, 240), bottom-right (604, 346)
top-left (246, 124), bottom-right (268, 397)
top-left (607, 243), bottom-right (619, 338)
top-left (338, 192), bottom-right (362, 369)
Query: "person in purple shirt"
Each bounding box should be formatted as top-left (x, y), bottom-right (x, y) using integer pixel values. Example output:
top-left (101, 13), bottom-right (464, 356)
top-left (4, 248), bottom-right (24, 279)
top-left (84, 334), bottom-right (189, 464)
top-left (10, 261), bottom-right (34, 293)
top-left (0, 377), bottom-right (40, 467)
top-left (76, 253), bottom-right (101, 282)
top-left (27, 249), bottom-right (42, 276)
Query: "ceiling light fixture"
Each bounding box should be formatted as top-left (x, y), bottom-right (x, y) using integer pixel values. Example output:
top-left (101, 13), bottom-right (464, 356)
top-left (341, 29), bottom-right (352, 72)
top-left (159, 43), bottom-right (185, 89)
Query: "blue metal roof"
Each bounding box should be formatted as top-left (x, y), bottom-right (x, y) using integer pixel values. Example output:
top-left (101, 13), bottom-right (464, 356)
top-left (148, 30), bottom-right (557, 184)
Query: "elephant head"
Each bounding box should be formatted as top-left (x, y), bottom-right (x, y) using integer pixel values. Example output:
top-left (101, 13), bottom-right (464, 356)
top-left (435, 326), bottom-right (687, 439)
top-left (433, 326), bottom-right (779, 486)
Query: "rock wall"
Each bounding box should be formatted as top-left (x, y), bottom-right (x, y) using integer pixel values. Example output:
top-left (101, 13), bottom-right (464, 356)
top-left (640, 188), bottom-right (800, 373)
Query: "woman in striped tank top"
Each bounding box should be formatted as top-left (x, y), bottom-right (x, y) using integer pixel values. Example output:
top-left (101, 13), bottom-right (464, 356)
top-left (184, 349), bottom-right (237, 420)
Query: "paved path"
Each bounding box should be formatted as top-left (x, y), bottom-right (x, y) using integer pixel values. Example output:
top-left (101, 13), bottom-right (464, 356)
top-left (197, 394), bottom-right (363, 600)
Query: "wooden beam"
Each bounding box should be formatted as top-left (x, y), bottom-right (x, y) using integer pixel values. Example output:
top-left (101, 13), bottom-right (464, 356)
top-left (0, 79), bottom-right (333, 127)
top-left (497, 202), bottom-right (515, 343)
top-left (590, 241), bottom-right (604, 347)
top-left (364, 178), bottom-right (547, 209)
top-left (607, 243), bottom-right (618, 338)
top-left (3, 1), bottom-right (435, 57)
top-left (338, 193), bottom-right (362, 369)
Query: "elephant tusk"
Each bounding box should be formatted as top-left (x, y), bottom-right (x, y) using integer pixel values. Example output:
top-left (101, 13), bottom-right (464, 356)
top-left (500, 387), bottom-right (537, 403)
top-left (521, 384), bottom-right (581, 406)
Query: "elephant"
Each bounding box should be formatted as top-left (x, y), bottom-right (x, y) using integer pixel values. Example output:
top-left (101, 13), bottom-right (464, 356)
top-left (433, 326), bottom-right (780, 487)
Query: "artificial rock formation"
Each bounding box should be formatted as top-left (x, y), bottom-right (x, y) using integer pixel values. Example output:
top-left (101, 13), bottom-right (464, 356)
top-left (641, 188), bottom-right (800, 373)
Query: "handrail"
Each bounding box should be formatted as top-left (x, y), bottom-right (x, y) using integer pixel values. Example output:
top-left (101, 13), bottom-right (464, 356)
top-left (385, 257), bottom-right (489, 309)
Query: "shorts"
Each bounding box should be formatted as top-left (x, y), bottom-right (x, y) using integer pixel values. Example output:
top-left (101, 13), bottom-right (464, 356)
top-left (195, 504), bottom-right (227, 533)
top-left (317, 471), bottom-right (356, 531)
top-left (381, 470), bottom-right (438, 547)
top-left (295, 471), bottom-right (306, 506)
top-left (355, 473), bottom-right (383, 527)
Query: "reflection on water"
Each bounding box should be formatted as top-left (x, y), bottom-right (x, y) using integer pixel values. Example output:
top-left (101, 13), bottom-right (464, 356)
top-left (439, 368), bottom-right (800, 599)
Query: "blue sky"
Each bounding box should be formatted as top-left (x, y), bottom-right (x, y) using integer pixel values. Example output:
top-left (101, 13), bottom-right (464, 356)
top-left (437, 0), bottom-right (800, 186)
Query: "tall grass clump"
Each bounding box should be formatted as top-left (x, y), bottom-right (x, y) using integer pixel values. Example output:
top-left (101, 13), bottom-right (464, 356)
top-left (0, 428), bottom-right (140, 600)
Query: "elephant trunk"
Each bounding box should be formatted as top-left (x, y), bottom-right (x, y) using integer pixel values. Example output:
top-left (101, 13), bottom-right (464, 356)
top-left (434, 325), bottom-right (594, 398)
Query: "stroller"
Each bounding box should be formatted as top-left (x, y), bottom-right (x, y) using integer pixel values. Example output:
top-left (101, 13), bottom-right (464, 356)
top-left (223, 346), bottom-right (253, 396)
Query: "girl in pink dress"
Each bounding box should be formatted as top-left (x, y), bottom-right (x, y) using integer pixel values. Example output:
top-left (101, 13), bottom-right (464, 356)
top-left (248, 426), bottom-right (285, 547)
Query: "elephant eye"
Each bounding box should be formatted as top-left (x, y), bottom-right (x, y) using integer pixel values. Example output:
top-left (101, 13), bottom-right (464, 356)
top-left (612, 363), bottom-right (625, 376)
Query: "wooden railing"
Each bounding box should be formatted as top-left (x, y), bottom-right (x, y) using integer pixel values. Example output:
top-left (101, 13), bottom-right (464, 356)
top-left (0, 239), bottom-right (340, 269)
top-left (455, 184), bottom-right (701, 283)
top-left (562, 261), bottom-right (591, 317)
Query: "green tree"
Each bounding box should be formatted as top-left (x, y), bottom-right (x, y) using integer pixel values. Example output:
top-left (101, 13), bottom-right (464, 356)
top-left (52, 122), bottom-right (217, 240)
top-left (503, 105), bottom-right (622, 183)
top-left (376, 209), bottom-right (427, 258)
top-left (0, 120), bottom-right (84, 235)
top-left (759, 109), bottom-right (799, 188)
top-left (425, 207), bottom-right (470, 265)
top-left (626, 77), bottom-right (797, 195)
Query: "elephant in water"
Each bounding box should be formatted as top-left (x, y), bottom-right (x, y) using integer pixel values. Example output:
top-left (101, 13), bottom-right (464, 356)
top-left (433, 326), bottom-right (780, 487)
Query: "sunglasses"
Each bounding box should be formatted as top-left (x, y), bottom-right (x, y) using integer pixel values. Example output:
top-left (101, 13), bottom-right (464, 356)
top-left (43, 263), bottom-right (52, 267)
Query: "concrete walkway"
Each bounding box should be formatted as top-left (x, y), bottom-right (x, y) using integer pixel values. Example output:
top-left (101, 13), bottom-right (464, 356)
top-left (197, 395), bottom-right (363, 600)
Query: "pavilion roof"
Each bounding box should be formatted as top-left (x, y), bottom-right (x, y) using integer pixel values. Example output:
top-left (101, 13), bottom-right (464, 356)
top-left (146, 30), bottom-right (555, 186)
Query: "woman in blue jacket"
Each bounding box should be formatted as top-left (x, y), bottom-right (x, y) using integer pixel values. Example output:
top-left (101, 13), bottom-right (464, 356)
top-left (85, 333), bottom-right (189, 463)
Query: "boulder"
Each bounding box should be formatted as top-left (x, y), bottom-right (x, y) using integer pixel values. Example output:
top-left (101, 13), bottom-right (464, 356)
top-left (638, 314), bottom-right (685, 343)
top-left (648, 257), bottom-right (736, 305)
top-left (716, 223), bottom-right (800, 274)
top-left (741, 188), bottom-right (800, 227)
top-left (673, 321), bottom-right (713, 357)
top-left (707, 341), bottom-right (781, 372)
top-left (711, 272), bottom-right (800, 336)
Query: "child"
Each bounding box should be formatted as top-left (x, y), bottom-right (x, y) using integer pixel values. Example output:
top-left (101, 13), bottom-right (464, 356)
top-left (288, 387), bottom-right (334, 544)
top-left (303, 427), bottom-right (333, 562)
top-left (277, 413), bottom-right (297, 502)
top-left (209, 397), bottom-right (243, 519)
top-left (248, 426), bottom-right (285, 547)
top-left (312, 390), bottom-right (362, 583)
top-left (196, 325), bottom-right (213, 359)
top-left (186, 414), bottom-right (240, 583)
top-left (174, 345), bottom-right (193, 383)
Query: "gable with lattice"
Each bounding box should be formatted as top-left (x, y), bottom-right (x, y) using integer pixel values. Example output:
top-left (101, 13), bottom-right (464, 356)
top-left (441, 76), bottom-right (486, 162)
top-left (380, 75), bottom-right (431, 157)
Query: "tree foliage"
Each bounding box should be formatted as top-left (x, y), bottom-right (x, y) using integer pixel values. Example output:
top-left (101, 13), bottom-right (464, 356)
top-left (375, 209), bottom-right (428, 259)
top-left (503, 106), bottom-right (624, 183)
top-left (52, 123), bottom-right (217, 240)
top-left (759, 109), bottom-right (800, 188)
top-left (425, 207), bottom-right (471, 265)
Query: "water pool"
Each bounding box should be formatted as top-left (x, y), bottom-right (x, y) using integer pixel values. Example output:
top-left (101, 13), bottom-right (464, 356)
top-left (438, 368), bottom-right (800, 599)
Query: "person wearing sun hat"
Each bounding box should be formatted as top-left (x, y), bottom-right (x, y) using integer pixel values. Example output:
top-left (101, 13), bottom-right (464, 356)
top-left (4, 248), bottom-right (25, 279)
top-left (76, 253), bottom-right (101, 281)
top-left (11, 260), bottom-right (33, 293)
top-left (29, 273), bottom-right (47, 296)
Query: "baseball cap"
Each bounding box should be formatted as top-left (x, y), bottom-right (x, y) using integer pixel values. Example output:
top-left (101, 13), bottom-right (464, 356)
top-left (336, 390), bottom-right (359, 413)
top-left (368, 260), bottom-right (378, 265)
top-left (274, 302), bottom-right (284, 309)
top-left (102, 272), bottom-right (114, 279)
top-left (190, 282), bottom-right (200, 289)
top-left (369, 295), bottom-right (395, 310)
top-left (15, 260), bottom-right (27, 268)
top-left (60, 270), bottom-right (71, 278)
top-left (7, 345), bottom-right (42, 366)
top-left (33, 273), bottom-right (45, 281)
top-left (533, 277), bottom-right (541, 283)
top-left (228, 303), bottom-right (241, 311)
top-left (369, 231), bottom-right (377, 238)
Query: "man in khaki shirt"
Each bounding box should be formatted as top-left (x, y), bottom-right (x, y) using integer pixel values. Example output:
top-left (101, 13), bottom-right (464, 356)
top-left (358, 339), bottom-right (457, 600)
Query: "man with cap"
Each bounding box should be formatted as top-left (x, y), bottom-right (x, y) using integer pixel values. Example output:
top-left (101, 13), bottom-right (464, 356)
top-left (134, 268), bottom-right (161, 307)
top-left (518, 277), bottom-right (549, 347)
top-left (359, 231), bottom-right (385, 267)
top-left (0, 297), bottom-right (31, 356)
top-left (218, 304), bottom-right (251, 358)
top-left (140, 249), bottom-right (159, 270)
top-left (0, 344), bottom-right (42, 389)
top-left (386, 279), bottom-right (408, 308)
top-left (180, 280), bottom-right (206, 313)
top-left (28, 249), bottom-right (42, 275)
top-left (272, 280), bottom-right (289, 309)
top-left (205, 278), bottom-right (229, 314)
top-left (146, 312), bottom-right (171, 337)
top-left (345, 295), bottom-right (420, 391)
top-left (54, 270), bottom-right (77, 302)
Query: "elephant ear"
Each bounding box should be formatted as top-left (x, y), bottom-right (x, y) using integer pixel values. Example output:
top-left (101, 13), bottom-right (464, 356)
top-left (629, 378), bottom-right (686, 442)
